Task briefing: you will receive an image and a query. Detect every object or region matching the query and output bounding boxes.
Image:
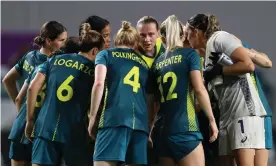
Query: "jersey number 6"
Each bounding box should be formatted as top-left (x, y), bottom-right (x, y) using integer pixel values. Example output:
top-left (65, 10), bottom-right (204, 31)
top-left (57, 75), bottom-right (74, 102)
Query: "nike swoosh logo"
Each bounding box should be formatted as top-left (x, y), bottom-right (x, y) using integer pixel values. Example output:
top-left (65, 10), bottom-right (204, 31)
top-left (241, 136), bottom-right (248, 143)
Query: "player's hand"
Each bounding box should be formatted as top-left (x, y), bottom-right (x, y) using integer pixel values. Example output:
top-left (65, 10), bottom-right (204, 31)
top-left (88, 118), bottom-right (96, 140)
top-left (209, 52), bottom-right (222, 64)
top-left (203, 64), bottom-right (223, 82)
top-left (25, 120), bottom-right (34, 142)
top-left (148, 136), bottom-right (153, 148)
top-left (209, 120), bottom-right (218, 143)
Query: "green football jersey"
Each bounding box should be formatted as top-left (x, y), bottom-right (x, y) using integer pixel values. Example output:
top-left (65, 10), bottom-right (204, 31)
top-left (14, 50), bottom-right (48, 89)
top-left (95, 48), bottom-right (150, 133)
top-left (35, 53), bottom-right (94, 143)
top-left (152, 48), bottom-right (201, 135)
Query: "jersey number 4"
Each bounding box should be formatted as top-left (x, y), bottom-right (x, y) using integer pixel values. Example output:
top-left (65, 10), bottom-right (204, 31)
top-left (123, 66), bottom-right (141, 93)
top-left (57, 75), bottom-right (74, 102)
top-left (157, 72), bottom-right (178, 103)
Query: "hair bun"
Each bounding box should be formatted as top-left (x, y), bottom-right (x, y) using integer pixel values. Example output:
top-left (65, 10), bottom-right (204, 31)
top-left (81, 23), bottom-right (92, 34)
top-left (33, 36), bottom-right (44, 46)
top-left (80, 23), bottom-right (92, 39)
top-left (122, 21), bottom-right (131, 30)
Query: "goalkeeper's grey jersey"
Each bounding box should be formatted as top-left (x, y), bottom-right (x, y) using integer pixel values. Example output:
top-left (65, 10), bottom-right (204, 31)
top-left (204, 31), bottom-right (267, 129)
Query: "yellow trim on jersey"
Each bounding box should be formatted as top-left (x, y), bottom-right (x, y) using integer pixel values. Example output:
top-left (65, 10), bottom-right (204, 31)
top-left (251, 73), bottom-right (258, 92)
top-left (141, 37), bottom-right (163, 68)
top-left (132, 103), bottom-right (135, 129)
top-left (155, 37), bottom-right (162, 57)
top-left (98, 86), bottom-right (108, 128)
top-left (52, 113), bottom-right (61, 141)
top-left (187, 84), bottom-right (198, 131)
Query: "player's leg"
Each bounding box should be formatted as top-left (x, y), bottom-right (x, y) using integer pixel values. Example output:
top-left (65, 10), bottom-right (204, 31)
top-left (177, 141), bottom-right (205, 166)
top-left (125, 130), bottom-right (148, 166)
top-left (233, 149), bottom-right (255, 166)
top-left (254, 116), bottom-right (272, 166)
top-left (11, 160), bottom-right (25, 166)
top-left (93, 127), bottom-right (132, 166)
top-left (254, 149), bottom-right (268, 166)
top-left (230, 116), bottom-right (263, 166)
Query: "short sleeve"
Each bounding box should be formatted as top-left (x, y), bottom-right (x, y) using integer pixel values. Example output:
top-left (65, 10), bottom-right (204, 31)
top-left (213, 31), bottom-right (242, 57)
top-left (95, 50), bottom-right (109, 66)
top-left (24, 69), bottom-right (35, 85)
top-left (38, 61), bottom-right (49, 76)
top-left (188, 51), bottom-right (201, 71)
top-left (14, 55), bottom-right (26, 76)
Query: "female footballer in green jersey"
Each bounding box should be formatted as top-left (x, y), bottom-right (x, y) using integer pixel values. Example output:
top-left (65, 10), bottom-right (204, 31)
top-left (88, 21), bottom-right (150, 166)
top-left (136, 16), bottom-right (166, 166)
top-left (25, 23), bottom-right (104, 166)
top-left (6, 21), bottom-right (67, 166)
top-left (152, 15), bottom-right (218, 166)
top-left (3, 21), bottom-right (67, 104)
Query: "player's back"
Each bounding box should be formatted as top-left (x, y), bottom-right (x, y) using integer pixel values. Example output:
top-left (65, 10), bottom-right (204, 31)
top-left (152, 48), bottom-right (201, 135)
top-left (96, 48), bottom-right (150, 133)
top-left (35, 53), bottom-right (94, 142)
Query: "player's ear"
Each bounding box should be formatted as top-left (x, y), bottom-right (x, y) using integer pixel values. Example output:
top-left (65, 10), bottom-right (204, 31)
top-left (91, 47), bottom-right (99, 57)
top-left (194, 28), bottom-right (201, 38)
top-left (45, 38), bottom-right (52, 47)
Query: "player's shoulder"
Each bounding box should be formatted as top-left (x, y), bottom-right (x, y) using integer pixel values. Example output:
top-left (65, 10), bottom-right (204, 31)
top-left (208, 30), bottom-right (229, 41)
top-left (212, 31), bottom-right (233, 42)
top-left (24, 50), bottom-right (38, 59)
top-left (109, 47), bottom-right (135, 53)
top-left (174, 47), bottom-right (197, 57)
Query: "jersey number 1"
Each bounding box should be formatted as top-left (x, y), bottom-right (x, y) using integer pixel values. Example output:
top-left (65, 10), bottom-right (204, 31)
top-left (57, 75), bottom-right (74, 102)
top-left (123, 66), bottom-right (141, 93)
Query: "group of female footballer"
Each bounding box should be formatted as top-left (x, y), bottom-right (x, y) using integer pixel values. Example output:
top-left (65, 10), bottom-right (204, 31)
top-left (3, 13), bottom-right (273, 166)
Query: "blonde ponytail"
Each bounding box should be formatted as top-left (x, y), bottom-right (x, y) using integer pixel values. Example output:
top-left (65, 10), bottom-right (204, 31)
top-left (160, 15), bottom-right (183, 56)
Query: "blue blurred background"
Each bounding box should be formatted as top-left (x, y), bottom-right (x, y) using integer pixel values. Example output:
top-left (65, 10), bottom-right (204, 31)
top-left (1, 1), bottom-right (275, 165)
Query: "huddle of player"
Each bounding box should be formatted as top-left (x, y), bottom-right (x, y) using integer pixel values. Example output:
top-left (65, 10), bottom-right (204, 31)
top-left (2, 13), bottom-right (273, 166)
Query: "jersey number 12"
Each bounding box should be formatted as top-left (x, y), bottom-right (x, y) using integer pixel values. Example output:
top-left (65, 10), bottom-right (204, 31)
top-left (157, 72), bottom-right (178, 103)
